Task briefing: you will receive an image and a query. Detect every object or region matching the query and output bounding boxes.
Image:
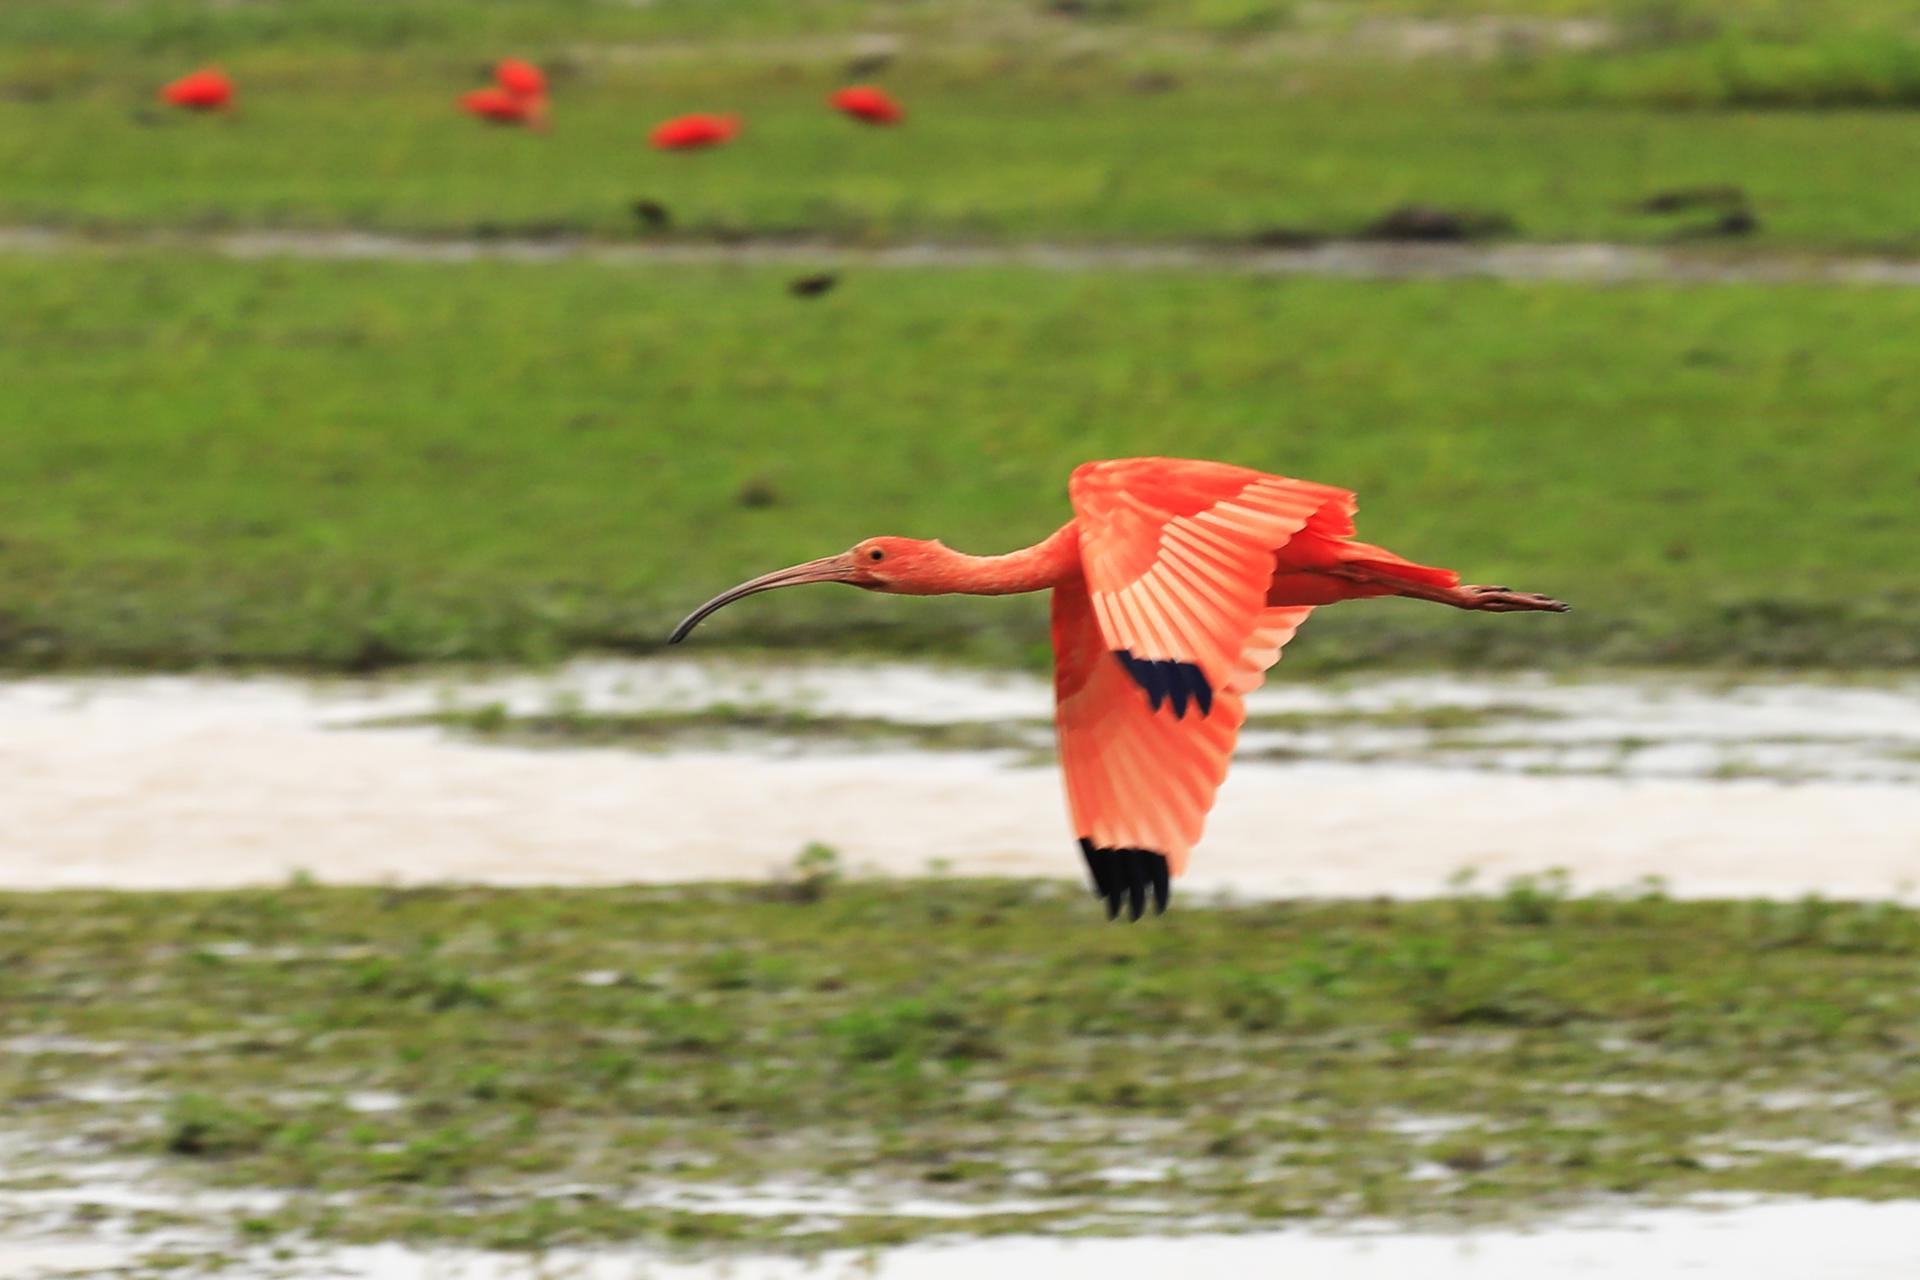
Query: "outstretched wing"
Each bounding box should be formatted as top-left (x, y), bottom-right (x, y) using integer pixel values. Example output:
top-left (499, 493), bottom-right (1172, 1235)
top-left (1054, 457), bottom-right (1354, 917)
top-left (1053, 580), bottom-right (1310, 917)
top-left (1068, 457), bottom-right (1352, 714)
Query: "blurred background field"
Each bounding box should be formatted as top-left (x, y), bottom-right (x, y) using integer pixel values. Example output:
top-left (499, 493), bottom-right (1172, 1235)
top-left (15, 4), bottom-right (1920, 245)
top-left (3, 255), bottom-right (1918, 671)
top-left (2, 1), bottom-right (1919, 678)
top-left (4, 2), bottom-right (1920, 1276)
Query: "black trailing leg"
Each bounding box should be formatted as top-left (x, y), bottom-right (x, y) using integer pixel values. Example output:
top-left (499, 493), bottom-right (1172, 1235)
top-left (1078, 839), bottom-right (1172, 921)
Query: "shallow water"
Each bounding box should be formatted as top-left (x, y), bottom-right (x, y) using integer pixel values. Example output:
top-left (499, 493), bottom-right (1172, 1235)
top-left (1, 659), bottom-right (1916, 899)
top-left (9, 1197), bottom-right (1920, 1279)
top-left (7, 658), bottom-right (1915, 781)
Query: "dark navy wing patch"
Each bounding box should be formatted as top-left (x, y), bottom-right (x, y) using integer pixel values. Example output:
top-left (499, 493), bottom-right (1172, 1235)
top-left (1111, 649), bottom-right (1213, 718)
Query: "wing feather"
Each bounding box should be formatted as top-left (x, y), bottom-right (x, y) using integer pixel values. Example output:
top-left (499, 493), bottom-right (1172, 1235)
top-left (1069, 457), bottom-right (1350, 708)
top-left (1051, 458), bottom-right (1347, 896)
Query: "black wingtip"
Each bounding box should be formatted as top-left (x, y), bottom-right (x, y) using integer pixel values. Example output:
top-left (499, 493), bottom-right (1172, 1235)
top-left (1079, 842), bottom-right (1174, 922)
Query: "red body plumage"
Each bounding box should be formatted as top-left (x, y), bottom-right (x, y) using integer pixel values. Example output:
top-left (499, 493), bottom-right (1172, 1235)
top-left (650, 114), bottom-right (741, 149)
top-left (460, 88), bottom-right (539, 126)
top-left (668, 457), bottom-right (1566, 919)
top-left (494, 59), bottom-right (546, 99)
top-left (161, 69), bottom-right (234, 111)
top-left (829, 85), bottom-right (904, 124)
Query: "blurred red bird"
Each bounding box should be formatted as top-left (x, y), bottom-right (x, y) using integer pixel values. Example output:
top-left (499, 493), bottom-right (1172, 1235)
top-left (160, 69), bottom-right (234, 112)
top-left (494, 59), bottom-right (546, 100)
top-left (670, 457), bottom-right (1568, 921)
top-left (459, 88), bottom-right (546, 130)
top-left (829, 85), bottom-right (903, 124)
top-left (650, 114), bottom-right (741, 150)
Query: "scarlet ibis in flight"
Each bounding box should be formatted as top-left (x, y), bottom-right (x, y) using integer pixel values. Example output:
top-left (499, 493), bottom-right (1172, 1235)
top-left (160, 68), bottom-right (234, 112)
top-left (670, 458), bottom-right (1567, 921)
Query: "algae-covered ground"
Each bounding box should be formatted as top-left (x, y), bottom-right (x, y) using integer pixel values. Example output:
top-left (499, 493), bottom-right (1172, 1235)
top-left (4, 878), bottom-right (1920, 1252)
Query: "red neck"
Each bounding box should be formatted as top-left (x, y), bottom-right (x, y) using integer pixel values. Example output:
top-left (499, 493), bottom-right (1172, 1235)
top-left (922, 522), bottom-right (1082, 596)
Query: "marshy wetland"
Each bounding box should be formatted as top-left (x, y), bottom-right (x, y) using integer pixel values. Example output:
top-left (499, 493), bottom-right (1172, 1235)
top-left (7, 0), bottom-right (1920, 1273)
top-left (8, 871), bottom-right (1920, 1270)
top-left (4, 661), bottom-right (1918, 898)
top-left (3, 660), bottom-right (1920, 1276)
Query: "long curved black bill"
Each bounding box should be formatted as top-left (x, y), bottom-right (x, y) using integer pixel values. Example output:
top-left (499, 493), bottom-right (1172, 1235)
top-left (667, 553), bottom-right (856, 644)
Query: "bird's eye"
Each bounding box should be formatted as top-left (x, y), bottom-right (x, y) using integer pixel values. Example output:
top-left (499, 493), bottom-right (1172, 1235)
top-left (868, 549), bottom-right (884, 562)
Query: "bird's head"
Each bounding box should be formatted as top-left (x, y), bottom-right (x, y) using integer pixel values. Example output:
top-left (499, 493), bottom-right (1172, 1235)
top-left (667, 536), bottom-right (950, 643)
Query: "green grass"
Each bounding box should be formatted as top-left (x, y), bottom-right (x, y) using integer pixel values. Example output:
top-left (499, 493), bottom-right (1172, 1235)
top-left (11, 65), bottom-right (1920, 250)
top-left (14, 81), bottom-right (1920, 250)
top-left (376, 703), bottom-right (1911, 785)
top-left (379, 703), bottom-right (1050, 755)
top-left (2, 251), bottom-right (1916, 672)
top-left (5, 878), bottom-right (1920, 1251)
top-left (12, 3), bottom-right (1920, 249)
top-left (376, 699), bottom-right (1557, 759)
top-left (0, 0), bottom-right (1319, 53)
top-left (6, 0), bottom-right (1920, 57)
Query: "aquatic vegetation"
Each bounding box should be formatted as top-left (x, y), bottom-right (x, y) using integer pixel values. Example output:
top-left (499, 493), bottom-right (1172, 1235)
top-left (3, 881), bottom-right (1919, 1249)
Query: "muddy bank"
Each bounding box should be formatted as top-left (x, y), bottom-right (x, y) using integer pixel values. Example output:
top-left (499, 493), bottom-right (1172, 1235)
top-left (14, 225), bottom-right (1920, 287)
top-left (1, 661), bottom-right (1914, 898)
